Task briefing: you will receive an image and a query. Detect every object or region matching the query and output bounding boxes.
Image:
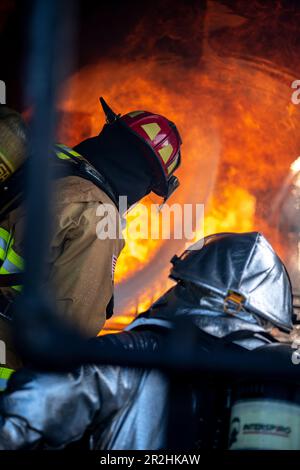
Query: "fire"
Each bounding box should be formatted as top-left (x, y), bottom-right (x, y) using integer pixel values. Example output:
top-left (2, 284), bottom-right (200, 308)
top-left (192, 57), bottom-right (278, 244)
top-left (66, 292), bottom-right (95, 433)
top-left (114, 197), bottom-right (161, 284)
top-left (56, 1), bottom-right (300, 332)
top-left (291, 157), bottom-right (300, 174)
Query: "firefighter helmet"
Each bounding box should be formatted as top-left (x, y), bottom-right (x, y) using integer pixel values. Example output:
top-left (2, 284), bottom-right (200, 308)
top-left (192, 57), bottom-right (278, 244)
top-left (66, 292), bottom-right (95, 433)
top-left (100, 97), bottom-right (182, 202)
top-left (0, 106), bottom-right (27, 183)
top-left (170, 232), bottom-right (293, 332)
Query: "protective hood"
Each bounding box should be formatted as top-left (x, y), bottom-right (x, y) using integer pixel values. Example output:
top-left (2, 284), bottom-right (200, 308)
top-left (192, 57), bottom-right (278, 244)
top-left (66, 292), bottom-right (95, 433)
top-left (74, 123), bottom-right (154, 210)
top-left (170, 232), bottom-right (293, 332)
top-left (127, 232), bottom-right (293, 343)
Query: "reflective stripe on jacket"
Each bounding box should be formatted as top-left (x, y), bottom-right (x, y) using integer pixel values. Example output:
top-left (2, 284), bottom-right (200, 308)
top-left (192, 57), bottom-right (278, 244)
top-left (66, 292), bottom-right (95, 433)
top-left (0, 227), bottom-right (23, 292)
top-left (0, 366), bottom-right (14, 392)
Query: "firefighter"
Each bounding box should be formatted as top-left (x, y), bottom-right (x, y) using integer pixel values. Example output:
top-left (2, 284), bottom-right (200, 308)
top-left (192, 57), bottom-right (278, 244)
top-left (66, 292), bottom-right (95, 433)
top-left (0, 232), bottom-right (296, 450)
top-left (0, 100), bottom-right (182, 381)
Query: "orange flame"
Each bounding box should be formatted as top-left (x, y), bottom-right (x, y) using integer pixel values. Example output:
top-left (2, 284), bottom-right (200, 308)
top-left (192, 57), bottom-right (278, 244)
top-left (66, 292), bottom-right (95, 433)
top-left (56, 2), bottom-right (300, 333)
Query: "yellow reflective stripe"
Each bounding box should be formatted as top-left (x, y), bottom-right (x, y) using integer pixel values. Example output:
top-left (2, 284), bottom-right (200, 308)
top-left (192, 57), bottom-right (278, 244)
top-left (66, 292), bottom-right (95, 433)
top-left (56, 151), bottom-right (71, 160)
top-left (7, 247), bottom-right (24, 270)
top-left (0, 149), bottom-right (14, 173)
top-left (56, 144), bottom-right (85, 160)
top-left (0, 247), bottom-right (6, 262)
top-left (0, 367), bottom-right (14, 380)
top-left (11, 285), bottom-right (22, 292)
top-left (0, 367), bottom-right (14, 391)
top-left (141, 123), bottom-right (161, 140)
top-left (159, 144), bottom-right (173, 163)
top-left (5, 230), bottom-right (24, 270)
top-left (0, 227), bottom-right (24, 292)
top-left (69, 149), bottom-right (83, 158)
top-left (0, 266), bottom-right (9, 274)
top-left (0, 228), bottom-right (10, 262)
top-left (0, 228), bottom-right (11, 244)
top-left (167, 157), bottom-right (179, 175)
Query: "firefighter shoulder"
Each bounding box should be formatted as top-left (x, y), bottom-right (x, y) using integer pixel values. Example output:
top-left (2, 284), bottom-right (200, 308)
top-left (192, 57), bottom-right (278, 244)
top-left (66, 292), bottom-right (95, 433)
top-left (4, 175), bottom-right (124, 333)
top-left (0, 176), bottom-right (124, 370)
top-left (0, 101), bottom-right (183, 378)
top-left (0, 107), bottom-right (124, 375)
top-left (0, 231), bottom-right (297, 451)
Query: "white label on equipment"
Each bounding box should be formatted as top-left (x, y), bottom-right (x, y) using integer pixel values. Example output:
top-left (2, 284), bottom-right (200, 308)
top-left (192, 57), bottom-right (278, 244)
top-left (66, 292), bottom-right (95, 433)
top-left (229, 399), bottom-right (300, 450)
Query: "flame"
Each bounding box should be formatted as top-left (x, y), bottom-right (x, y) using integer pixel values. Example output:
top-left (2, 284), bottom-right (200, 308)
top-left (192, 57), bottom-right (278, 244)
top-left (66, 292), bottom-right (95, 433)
top-left (56, 1), bottom-right (300, 332)
top-left (186, 187), bottom-right (256, 249)
top-left (291, 157), bottom-right (300, 174)
top-left (114, 197), bottom-right (161, 284)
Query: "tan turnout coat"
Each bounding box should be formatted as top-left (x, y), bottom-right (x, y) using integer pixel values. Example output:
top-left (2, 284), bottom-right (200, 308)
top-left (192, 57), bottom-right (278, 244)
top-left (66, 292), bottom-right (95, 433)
top-left (0, 175), bottom-right (124, 369)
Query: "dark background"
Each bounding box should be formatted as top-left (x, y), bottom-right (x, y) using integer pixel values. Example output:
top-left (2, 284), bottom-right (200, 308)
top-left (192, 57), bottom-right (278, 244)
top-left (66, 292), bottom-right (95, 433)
top-left (1, 0), bottom-right (300, 109)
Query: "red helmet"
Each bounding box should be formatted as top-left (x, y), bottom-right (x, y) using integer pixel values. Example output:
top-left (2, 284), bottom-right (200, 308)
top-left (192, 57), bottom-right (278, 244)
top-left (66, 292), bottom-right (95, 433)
top-left (100, 97), bottom-right (182, 202)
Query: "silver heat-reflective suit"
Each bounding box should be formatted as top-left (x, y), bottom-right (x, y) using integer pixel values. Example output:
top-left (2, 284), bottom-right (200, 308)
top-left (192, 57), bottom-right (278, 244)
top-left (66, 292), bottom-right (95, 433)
top-left (0, 232), bottom-right (293, 449)
top-left (0, 330), bottom-right (168, 450)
